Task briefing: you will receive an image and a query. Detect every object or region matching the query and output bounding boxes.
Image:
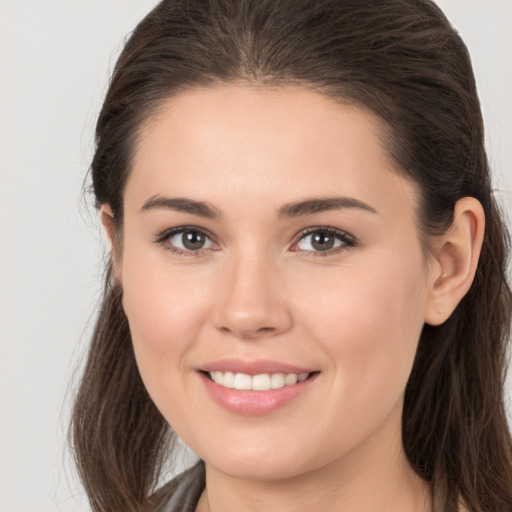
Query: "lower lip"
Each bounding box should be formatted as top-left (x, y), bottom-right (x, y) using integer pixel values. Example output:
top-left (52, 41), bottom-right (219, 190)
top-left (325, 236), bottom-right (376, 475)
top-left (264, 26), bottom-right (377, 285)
top-left (198, 372), bottom-right (319, 416)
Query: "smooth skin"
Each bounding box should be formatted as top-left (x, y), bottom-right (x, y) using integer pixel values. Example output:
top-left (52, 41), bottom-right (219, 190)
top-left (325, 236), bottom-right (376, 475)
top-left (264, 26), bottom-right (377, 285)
top-left (102, 85), bottom-right (484, 512)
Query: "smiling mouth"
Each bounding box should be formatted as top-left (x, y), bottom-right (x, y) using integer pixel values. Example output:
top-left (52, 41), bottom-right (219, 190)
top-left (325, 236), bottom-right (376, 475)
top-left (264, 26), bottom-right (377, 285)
top-left (203, 371), bottom-right (318, 391)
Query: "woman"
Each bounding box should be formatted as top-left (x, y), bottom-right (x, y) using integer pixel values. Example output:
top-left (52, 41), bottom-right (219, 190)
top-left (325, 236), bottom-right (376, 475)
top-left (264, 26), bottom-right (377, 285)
top-left (70, 0), bottom-right (512, 511)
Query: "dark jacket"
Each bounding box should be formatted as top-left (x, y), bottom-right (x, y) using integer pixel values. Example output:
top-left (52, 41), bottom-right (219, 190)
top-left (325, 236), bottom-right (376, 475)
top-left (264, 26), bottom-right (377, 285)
top-left (148, 461), bottom-right (205, 512)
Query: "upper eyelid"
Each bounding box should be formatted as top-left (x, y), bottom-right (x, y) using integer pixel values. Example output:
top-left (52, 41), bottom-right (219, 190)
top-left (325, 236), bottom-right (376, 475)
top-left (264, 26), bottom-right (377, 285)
top-left (293, 225), bottom-right (357, 249)
top-left (297, 226), bottom-right (354, 239)
top-left (156, 225), bottom-right (216, 242)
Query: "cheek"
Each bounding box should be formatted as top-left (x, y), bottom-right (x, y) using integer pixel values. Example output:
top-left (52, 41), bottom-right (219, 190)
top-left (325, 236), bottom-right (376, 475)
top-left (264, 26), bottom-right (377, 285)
top-left (299, 250), bottom-right (427, 404)
top-left (121, 242), bottom-right (210, 348)
top-left (122, 274), bottom-right (194, 357)
top-left (119, 244), bottom-right (214, 403)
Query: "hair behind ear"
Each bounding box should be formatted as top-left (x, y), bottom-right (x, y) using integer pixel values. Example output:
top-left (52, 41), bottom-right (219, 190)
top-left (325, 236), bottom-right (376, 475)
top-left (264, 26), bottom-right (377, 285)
top-left (70, 265), bottom-right (174, 512)
top-left (403, 194), bottom-right (512, 511)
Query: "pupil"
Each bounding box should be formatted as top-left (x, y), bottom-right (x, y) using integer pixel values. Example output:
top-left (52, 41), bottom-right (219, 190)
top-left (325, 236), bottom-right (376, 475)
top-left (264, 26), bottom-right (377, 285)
top-left (182, 231), bottom-right (205, 250)
top-left (312, 233), bottom-right (334, 251)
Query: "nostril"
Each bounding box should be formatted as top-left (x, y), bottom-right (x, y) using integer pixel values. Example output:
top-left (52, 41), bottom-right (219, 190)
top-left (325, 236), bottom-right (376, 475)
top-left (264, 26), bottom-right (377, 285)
top-left (219, 325), bottom-right (276, 340)
top-left (213, 297), bottom-right (293, 339)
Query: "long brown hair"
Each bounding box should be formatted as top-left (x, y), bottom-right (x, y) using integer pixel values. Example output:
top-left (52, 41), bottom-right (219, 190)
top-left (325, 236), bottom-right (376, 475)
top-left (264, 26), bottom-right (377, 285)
top-left (70, 1), bottom-right (512, 510)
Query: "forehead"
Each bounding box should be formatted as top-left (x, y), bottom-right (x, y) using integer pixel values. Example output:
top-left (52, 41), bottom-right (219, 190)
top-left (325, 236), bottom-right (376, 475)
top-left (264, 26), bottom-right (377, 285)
top-left (127, 84), bottom-right (417, 220)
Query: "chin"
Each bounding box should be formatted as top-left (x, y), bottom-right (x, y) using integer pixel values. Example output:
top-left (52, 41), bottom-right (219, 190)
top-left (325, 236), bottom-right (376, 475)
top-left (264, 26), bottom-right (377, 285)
top-left (203, 444), bottom-right (320, 481)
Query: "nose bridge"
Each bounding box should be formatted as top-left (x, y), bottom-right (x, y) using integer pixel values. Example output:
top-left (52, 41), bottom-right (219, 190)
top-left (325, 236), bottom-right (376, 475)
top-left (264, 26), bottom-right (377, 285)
top-left (213, 243), bottom-right (292, 339)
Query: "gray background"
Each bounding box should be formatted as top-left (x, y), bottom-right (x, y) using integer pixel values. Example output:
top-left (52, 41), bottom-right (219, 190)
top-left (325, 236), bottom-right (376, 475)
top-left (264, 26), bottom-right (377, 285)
top-left (1, 1), bottom-right (511, 511)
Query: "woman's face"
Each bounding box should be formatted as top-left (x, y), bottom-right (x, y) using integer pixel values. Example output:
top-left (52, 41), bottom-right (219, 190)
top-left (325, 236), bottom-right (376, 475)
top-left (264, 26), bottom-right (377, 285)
top-left (117, 85), bottom-right (434, 480)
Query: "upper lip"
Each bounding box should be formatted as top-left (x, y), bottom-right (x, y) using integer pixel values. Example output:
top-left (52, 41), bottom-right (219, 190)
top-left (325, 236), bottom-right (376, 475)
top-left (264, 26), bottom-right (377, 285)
top-left (199, 358), bottom-right (317, 376)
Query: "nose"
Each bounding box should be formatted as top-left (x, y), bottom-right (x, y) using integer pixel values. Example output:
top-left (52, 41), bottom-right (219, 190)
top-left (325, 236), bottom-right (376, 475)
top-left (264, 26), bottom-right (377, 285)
top-left (212, 251), bottom-right (293, 340)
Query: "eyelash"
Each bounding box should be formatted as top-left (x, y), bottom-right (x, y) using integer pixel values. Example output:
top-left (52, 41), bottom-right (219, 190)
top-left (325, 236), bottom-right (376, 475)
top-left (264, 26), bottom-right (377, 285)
top-left (155, 226), bottom-right (218, 258)
top-left (155, 225), bottom-right (357, 258)
top-left (294, 226), bottom-right (357, 257)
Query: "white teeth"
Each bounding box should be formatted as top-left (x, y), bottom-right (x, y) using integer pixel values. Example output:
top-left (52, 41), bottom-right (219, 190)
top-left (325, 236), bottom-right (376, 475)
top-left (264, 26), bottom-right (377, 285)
top-left (285, 373), bottom-right (298, 386)
top-left (234, 373), bottom-right (252, 390)
top-left (252, 374), bottom-right (271, 390)
top-left (209, 371), bottom-right (310, 391)
top-left (222, 371), bottom-right (235, 388)
top-left (270, 373), bottom-right (285, 389)
top-left (211, 371), bottom-right (235, 388)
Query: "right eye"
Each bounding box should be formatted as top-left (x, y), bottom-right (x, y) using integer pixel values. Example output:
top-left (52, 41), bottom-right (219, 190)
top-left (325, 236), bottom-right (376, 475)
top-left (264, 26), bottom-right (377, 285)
top-left (156, 227), bottom-right (217, 256)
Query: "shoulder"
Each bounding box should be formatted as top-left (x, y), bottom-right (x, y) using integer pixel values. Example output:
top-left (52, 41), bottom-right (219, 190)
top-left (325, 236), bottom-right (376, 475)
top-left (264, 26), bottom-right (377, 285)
top-left (145, 460), bottom-right (205, 512)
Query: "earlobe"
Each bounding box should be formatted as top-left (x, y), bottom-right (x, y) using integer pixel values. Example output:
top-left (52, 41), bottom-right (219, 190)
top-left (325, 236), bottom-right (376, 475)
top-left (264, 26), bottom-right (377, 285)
top-left (100, 204), bottom-right (122, 280)
top-left (424, 197), bottom-right (485, 326)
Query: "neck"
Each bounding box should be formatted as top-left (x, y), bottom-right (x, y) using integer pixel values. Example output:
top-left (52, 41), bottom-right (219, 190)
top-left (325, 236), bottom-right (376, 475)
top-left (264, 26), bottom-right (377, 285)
top-left (197, 404), bottom-right (431, 512)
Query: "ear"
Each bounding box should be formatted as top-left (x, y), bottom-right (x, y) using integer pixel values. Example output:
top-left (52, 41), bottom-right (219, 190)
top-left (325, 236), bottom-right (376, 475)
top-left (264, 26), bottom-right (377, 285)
top-left (100, 204), bottom-right (122, 280)
top-left (424, 197), bottom-right (485, 326)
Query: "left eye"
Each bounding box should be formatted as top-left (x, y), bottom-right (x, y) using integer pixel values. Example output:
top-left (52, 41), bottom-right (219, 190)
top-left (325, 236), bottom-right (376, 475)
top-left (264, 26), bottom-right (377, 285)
top-left (165, 229), bottom-right (216, 252)
top-left (295, 229), bottom-right (352, 253)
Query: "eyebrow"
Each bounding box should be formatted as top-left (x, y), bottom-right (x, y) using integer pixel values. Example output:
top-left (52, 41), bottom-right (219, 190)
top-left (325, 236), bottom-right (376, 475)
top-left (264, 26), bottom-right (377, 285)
top-left (140, 196), bottom-right (223, 220)
top-left (140, 195), bottom-right (378, 219)
top-left (277, 197), bottom-right (378, 219)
